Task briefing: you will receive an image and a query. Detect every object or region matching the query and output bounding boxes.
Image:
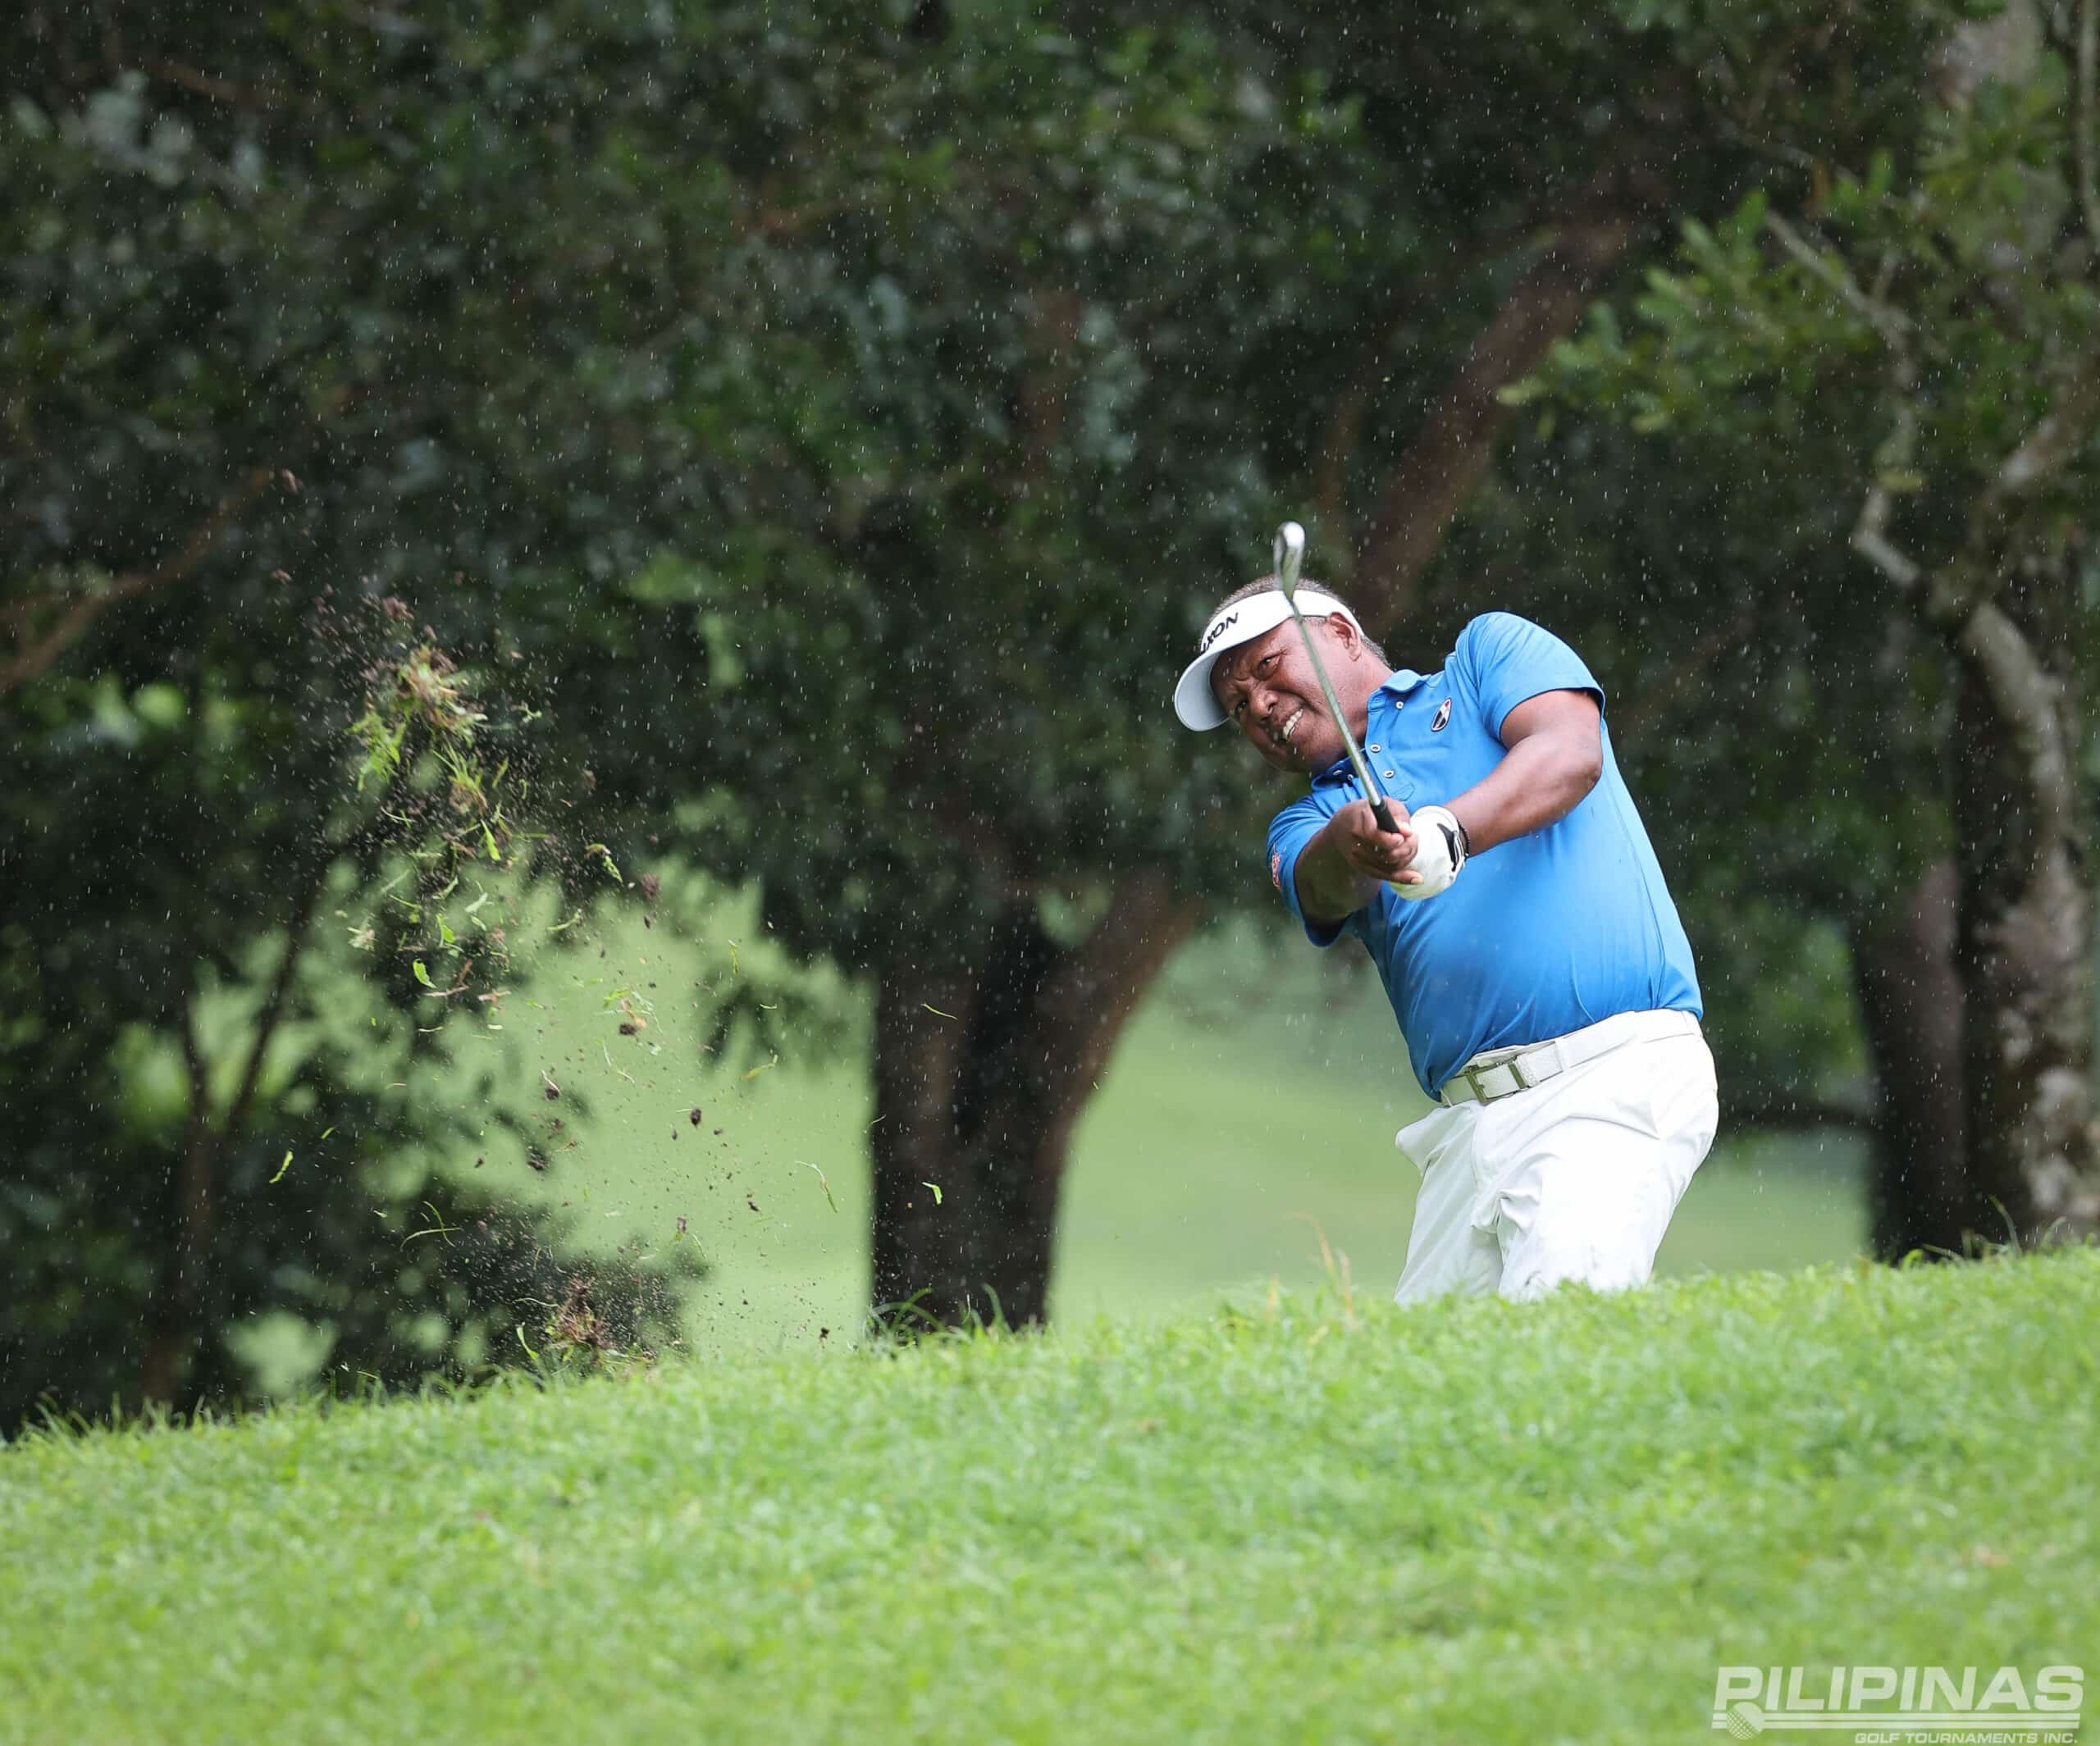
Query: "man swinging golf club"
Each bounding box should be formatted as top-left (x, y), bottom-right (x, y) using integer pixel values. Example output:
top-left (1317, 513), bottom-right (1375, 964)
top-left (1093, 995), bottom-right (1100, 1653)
top-left (1173, 522), bottom-right (1717, 1304)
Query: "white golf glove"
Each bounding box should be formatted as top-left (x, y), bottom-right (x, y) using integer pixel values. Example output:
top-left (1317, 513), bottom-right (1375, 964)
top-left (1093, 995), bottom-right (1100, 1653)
top-left (1390, 805), bottom-right (1467, 900)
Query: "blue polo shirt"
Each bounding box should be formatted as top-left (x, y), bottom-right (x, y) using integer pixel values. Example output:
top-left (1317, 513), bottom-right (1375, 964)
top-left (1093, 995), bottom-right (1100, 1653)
top-left (1269, 612), bottom-right (1701, 1100)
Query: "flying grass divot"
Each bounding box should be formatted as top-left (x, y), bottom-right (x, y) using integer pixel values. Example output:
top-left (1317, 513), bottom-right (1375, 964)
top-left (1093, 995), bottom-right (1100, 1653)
top-left (2, 1251), bottom-right (2094, 1746)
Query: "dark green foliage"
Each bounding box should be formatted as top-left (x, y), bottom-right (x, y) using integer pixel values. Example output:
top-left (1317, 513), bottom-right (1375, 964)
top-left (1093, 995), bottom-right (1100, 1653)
top-left (3, 0), bottom-right (2061, 1396)
top-left (0, 601), bottom-right (701, 1426)
top-left (1527, 2), bottom-right (2100, 1232)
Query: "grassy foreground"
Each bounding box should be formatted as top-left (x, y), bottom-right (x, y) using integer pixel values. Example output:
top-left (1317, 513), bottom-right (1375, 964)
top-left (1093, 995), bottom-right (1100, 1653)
top-left (6, 1254), bottom-right (2094, 1746)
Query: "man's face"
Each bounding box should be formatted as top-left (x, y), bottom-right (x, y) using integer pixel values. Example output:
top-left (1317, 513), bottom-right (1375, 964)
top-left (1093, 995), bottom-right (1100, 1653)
top-left (1209, 617), bottom-right (1358, 775)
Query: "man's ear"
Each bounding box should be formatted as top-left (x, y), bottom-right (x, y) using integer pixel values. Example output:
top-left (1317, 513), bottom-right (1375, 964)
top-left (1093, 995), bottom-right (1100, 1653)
top-left (1326, 613), bottom-right (1362, 661)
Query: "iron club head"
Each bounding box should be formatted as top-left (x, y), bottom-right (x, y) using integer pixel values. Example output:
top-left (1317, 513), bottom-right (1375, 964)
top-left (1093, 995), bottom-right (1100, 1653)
top-left (1273, 521), bottom-right (1306, 596)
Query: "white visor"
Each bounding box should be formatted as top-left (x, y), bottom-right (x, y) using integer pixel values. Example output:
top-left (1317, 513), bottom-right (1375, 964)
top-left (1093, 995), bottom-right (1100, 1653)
top-left (1172, 587), bottom-right (1362, 730)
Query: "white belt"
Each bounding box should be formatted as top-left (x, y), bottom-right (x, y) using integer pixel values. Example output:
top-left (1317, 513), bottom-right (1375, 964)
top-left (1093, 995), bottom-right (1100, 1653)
top-left (1440, 1009), bottom-right (1701, 1107)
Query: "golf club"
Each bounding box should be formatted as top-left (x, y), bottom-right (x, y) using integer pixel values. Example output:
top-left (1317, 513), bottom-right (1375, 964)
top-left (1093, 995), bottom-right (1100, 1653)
top-left (1272, 520), bottom-right (1403, 835)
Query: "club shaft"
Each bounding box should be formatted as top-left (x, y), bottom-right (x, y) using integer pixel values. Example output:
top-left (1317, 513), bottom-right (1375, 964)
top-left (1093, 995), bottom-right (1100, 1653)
top-left (1274, 528), bottom-right (1399, 832)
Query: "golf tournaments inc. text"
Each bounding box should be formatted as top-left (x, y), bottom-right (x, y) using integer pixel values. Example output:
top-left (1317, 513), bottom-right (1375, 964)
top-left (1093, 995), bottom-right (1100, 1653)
top-left (1710, 1664), bottom-right (2083, 1741)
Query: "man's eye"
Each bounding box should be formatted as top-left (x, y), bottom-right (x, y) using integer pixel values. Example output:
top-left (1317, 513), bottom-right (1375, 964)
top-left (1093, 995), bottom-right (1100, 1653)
top-left (1258, 654), bottom-right (1278, 673)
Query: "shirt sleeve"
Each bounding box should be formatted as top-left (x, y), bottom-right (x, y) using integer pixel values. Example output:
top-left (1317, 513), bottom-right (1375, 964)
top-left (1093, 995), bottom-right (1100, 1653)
top-left (1456, 612), bottom-right (1605, 740)
top-left (1268, 791), bottom-right (1349, 948)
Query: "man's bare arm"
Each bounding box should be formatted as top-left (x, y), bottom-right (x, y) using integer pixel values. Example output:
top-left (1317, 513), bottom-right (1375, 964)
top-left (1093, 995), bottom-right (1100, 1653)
top-left (1294, 800), bottom-right (1420, 926)
top-left (1444, 690), bottom-right (1603, 854)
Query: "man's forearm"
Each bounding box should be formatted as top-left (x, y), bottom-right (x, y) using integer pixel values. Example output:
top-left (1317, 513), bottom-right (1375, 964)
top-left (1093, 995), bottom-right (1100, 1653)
top-left (1446, 727), bottom-right (1601, 855)
top-left (1294, 816), bottom-right (1384, 926)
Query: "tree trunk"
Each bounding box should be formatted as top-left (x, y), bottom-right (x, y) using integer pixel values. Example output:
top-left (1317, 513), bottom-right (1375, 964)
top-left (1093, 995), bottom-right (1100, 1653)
top-left (139, 1000), bottom-right (221, 1408)
top-left (138, 878), bottom-right (324, 1408)
top-left (1948, 593), bottom-right (2098, 1244)
top-left (869, 871), bottom-right (1199, 1329)
top-left (1851, 859), bottom-right (1972, 1258)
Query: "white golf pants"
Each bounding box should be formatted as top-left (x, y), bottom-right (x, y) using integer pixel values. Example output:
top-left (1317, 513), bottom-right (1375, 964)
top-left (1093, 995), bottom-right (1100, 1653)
top-left (1393, 1009), bottom-right (1719, 1305)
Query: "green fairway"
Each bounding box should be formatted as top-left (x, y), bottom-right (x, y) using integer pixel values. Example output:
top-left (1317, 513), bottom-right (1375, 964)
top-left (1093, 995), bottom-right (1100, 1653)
top-left (5, 1252), bottom-right (2090, 1745)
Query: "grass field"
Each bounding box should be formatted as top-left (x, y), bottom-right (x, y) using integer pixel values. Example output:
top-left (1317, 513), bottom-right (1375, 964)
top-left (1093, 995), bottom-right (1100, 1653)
top-left (5, 1251), bottom-right (2091, 1745)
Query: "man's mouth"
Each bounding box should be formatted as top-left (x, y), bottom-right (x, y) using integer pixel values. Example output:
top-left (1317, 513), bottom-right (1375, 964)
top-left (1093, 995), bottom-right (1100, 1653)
top-left (1275, 705), bottom-right (1306, 751)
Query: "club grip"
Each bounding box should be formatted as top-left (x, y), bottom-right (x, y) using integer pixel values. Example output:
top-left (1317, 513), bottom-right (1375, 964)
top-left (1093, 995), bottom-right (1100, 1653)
top-left (1371, 798), bottom-right (1402, 835)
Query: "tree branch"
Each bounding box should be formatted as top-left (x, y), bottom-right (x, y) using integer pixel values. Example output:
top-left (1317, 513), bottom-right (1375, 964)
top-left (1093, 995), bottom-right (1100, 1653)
top-left (1351, 215), bottom-right (1637, 631)
top-left (1986, 344), bottom-right (2100, 501)
top-left (1953, 596), bottom-right (2077, 824)
top-left (2080, 0), bottom-right (2100, 243)
top-left (1037, 870), bottom-right (1203, 1115)
top-left (1611, 608), bottom-right (1756, 750)
top-left (221, 867), bottom-right (328, 1142)
top-left (143, 991), bottom-right (224, 1406)
top-left (144, 59), bottom-right (289, 113)
top-left (1849, 347), bottom-right (2100, 870)
top-left (1763, 211), bottom-right (1915, 358)
top-left (1310, 217), bottom-right (1545, 540)
top-left (178, 994), bottom-right (213, 1149)
top-left (1852, 438), bottom-right (1924, 589)
top-left (1768, 210), bottom-right (1936, 590)
top-left (140, 800), bottom-right (377, 1406)
top-left (1917, 344), bottom-right (2100, 627)
top-left (1019, 287), bottom-right (1083, 480)
top-left (0, 465), bottom-right (274, 694)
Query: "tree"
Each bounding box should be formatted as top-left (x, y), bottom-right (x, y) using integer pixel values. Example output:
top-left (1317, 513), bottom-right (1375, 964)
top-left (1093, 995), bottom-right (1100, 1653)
top-left (718, 0), bottom-right (1995, 1324)
top-left (1533, 0), bottom-right (2100, 1249)
top-left (1, 1), bottom-right (783, 1418)
top-left (5, 0), bottom-right (2016, 1397)
top-left (0, 607), bottom-right (697, 1428)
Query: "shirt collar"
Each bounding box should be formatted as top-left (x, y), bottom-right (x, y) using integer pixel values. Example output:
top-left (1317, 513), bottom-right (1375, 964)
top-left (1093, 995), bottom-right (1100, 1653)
top-left (1380, 668), bottom-right (1428, 698)
top-left (1309, 670), bottom-right (1425, 785)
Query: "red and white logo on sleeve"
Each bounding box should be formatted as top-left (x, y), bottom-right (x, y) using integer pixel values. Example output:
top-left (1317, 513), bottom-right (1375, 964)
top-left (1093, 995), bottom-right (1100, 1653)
top-left (1270, 850), bottom-right (1283, 891)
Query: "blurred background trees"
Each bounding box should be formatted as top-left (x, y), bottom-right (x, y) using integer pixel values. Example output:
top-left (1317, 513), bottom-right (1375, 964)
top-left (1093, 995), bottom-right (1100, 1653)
top-left (4, 0), bottom-right (2093, 1422)
top-left (1532, 0), bottom-right (2100, 1251)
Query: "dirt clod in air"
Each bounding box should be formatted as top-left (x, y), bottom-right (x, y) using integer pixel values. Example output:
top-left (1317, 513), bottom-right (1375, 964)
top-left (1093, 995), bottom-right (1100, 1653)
top-left (688, 1107), bottom-right (704, 1126)
top-left (548, 1275), bottom-right (616, 1359)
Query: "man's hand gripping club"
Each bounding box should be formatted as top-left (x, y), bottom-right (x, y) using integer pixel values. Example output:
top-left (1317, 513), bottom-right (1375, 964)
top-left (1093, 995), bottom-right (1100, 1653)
top-left (1292, 799), bottom-right (1466, 926)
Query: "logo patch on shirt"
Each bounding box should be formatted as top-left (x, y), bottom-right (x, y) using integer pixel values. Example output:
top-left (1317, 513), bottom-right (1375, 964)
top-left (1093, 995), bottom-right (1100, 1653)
top-left (1270, 850), bottom-right (1283, 892)
top-left (1431, 697), bottom-right (1452, 732)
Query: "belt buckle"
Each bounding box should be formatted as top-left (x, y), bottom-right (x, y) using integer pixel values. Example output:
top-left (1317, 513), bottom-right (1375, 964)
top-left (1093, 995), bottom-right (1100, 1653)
top-left (1464, 1054), bottom-right (1536, 1104)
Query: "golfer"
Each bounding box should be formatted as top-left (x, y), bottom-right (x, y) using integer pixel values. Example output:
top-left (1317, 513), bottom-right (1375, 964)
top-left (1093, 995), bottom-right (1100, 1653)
top-left (1173, 580), bottom-right (1716, 1303)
